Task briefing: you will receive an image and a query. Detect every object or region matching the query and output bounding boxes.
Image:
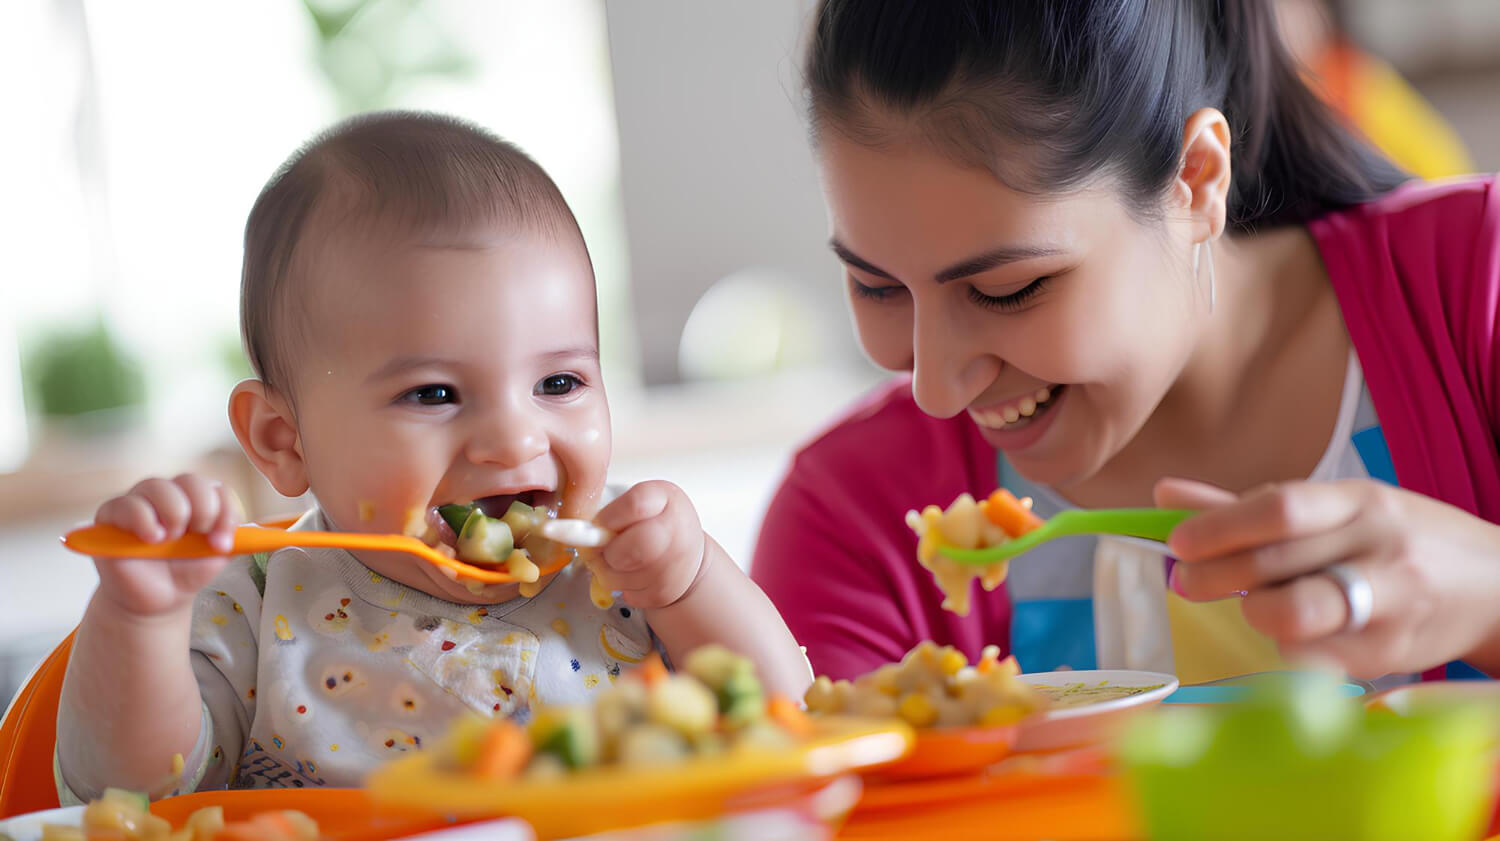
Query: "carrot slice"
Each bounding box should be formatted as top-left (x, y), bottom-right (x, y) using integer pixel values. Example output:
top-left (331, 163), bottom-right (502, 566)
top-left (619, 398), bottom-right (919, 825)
top-left (638, 653), bottom-right (669, 686)
top-left (473, 720), bottom-right (533, 779)
top-left (984, 489), bottom-right (1045, 537)
top-left (767, 694), bottom-right (814, 739)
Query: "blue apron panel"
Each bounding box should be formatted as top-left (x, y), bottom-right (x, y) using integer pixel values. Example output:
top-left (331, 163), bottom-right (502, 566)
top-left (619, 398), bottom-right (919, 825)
top-left (1352, 425), bottom-right (1397, 485)
top-left (1010, 598), bottom-right (1097, 673)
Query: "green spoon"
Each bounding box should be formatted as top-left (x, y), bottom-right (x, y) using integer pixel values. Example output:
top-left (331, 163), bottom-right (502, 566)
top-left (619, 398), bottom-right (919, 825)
top-left (935, 508), bottom-right (1195, 565)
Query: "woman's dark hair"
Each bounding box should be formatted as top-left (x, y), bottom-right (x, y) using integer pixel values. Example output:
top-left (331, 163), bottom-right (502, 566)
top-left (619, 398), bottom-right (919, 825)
top-left (805, 0), bottom-right (1408, 232)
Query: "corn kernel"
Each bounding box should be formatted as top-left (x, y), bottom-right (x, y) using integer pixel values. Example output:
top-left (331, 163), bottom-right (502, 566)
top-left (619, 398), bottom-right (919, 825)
top-left (938, 648), bottom-right (968, 677)
top-left (980, 704), bottom-right (1027, 727)
top-left (897, 692), bottom-right (938, 727)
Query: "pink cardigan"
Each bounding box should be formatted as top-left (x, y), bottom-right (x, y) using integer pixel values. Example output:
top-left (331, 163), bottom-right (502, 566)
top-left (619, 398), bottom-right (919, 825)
top-left (753, 175), bottom-right (1500, 682)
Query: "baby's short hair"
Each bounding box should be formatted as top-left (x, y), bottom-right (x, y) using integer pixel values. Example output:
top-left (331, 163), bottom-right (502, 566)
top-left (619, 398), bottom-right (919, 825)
top-left (240, 111), bottom-right (585, 394)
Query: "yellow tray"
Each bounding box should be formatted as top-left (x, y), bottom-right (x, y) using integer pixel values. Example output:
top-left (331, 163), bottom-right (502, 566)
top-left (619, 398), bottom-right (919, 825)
top-left (366, 717), bottom-right (912, 839)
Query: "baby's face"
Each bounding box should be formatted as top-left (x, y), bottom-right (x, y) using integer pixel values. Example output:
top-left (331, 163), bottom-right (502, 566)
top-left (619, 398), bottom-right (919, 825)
top-left (288, 229), bottom-right (610, 603)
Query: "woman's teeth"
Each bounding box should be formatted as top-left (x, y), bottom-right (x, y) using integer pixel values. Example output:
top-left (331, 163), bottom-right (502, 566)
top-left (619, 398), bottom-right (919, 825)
top-left (969, 387), bottom-right (1057, 429)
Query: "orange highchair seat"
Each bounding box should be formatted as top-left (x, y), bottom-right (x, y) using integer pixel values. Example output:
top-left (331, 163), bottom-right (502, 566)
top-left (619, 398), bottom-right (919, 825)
top-left (0, 630), bottom-right (75, 818)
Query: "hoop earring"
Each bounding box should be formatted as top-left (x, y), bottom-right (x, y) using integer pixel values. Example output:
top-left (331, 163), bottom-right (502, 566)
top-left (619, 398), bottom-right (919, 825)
top-left (1193, 241), bottom-right (1217, 314)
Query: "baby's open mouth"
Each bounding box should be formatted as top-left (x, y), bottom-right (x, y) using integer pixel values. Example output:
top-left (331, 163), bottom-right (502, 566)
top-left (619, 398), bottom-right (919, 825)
top-left (403, 490), bottom-right (565, 586)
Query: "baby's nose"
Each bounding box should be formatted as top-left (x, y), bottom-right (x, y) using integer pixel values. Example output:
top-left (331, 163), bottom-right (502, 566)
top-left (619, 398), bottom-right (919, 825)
top-left (465, 410), bottom-right (548, 468)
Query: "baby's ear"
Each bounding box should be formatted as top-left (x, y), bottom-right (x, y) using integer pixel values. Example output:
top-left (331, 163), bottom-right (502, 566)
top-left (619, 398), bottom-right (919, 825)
top-left (228, 380), bottom-right (309, 498)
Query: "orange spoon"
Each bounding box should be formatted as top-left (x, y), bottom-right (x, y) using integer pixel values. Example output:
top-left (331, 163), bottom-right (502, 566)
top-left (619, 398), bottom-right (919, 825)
top-left (60, 519), bottom-right (573, 584)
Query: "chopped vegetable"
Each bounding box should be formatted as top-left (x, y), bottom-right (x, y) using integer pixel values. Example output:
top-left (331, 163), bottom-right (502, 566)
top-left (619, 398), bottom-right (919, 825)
top-left (503, 549), bottom-right (540, 583)
top-left (502, 500), bottom-right (542, 537)
top-left (767, 695), bottom-right (814, 739)
top-left (473, 719), bottom-right (533, 778)
top-left (806, 641), bottom-right (1043, 729)
top-left (907, 489), bottom-right (1041, 615)
top-left (38, 790), bottom-right (311, 841)
top-left (684, 644), bottom-right (764, 727)
top-left (530, 706), bottom-right (600, 769)
top-left (646, 675), bottom-right (718, 737)
top-left (438, 503), bottom-right (474, 535)
top-left (456, 508), bottom-right (515, 566)
top-left (435, 645), bottom-right (810, 779)
top-left (984, 488), bottom-right (1045, 537)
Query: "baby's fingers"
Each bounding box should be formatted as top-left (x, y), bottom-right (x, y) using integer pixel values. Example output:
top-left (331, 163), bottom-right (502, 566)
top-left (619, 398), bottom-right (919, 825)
top-left (602, 519), bottom-right (672, 574)
top-left (208, 483), bottom-right (244, 554)
top-left (95, 494), bottom-right (168, 543)
top-left (174, 474), bottom-right (227, 536)
top-left (595, 482), bottom-right (671, 532)
top-left (129, 477), bottom-right (194, 539)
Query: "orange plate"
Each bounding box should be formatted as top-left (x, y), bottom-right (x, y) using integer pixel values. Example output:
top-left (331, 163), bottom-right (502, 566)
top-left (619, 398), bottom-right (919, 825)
top-left (856, 745), bottom-right (1114, 813)
top-left (367, 717), bottom-right (910, 840)
top-left (837, 774), bottom-right (1143, 841)
top-left (869, 724), bottom-right (1018, 780)
top-left (148, 789), bottom-right (455, 841)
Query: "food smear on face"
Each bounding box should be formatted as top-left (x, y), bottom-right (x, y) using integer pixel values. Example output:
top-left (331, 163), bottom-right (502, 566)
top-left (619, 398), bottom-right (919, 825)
top-left (906, 489), bottom-right (1044, 616)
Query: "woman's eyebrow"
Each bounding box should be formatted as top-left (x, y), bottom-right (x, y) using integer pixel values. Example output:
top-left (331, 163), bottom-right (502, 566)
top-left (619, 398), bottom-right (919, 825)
top-left (830, 239), bottom-right (1063, 283)
top-left (829, 240), bottom-right (894, 279)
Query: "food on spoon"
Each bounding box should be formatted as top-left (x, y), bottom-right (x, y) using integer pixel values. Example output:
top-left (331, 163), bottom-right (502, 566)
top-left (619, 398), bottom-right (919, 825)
top-left (804, 641), bottom-right (1043, 728)
top-left (906, 489), bottom-right (1044, 616)
top-left (36, 788), bottom-right (316, 841)
top-left (434, 645), bottom-right (807, 779)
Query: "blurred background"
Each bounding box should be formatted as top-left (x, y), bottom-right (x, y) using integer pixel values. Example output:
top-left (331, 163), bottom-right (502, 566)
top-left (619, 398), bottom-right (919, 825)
top-left (0, 0), bottom-right (1496, 707)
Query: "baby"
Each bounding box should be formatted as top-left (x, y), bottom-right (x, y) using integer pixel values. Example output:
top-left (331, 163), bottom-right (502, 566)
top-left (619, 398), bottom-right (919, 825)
top-left (54, 112), bottom-right (810, 798)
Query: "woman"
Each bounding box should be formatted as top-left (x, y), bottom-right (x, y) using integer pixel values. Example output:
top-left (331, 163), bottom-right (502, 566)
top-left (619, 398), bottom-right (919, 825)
top-left (752, 0), bottom-right (1500, 686)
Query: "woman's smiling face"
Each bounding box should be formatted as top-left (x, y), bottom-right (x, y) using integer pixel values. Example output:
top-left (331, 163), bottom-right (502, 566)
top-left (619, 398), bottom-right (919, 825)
top-left (817, 131), bottom-right (1204, 489)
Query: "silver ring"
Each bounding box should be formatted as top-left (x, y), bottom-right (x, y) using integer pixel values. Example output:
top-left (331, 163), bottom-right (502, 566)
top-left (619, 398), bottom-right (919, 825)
top-left (1324, 563), bottom-right (1374, 633)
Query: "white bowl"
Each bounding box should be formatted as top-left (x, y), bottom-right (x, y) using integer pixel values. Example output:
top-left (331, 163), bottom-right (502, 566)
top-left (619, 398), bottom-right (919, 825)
top-left (1015, 669), bottom-right (1178, 752)
top-left (0, 806), bottom-right (84, 841)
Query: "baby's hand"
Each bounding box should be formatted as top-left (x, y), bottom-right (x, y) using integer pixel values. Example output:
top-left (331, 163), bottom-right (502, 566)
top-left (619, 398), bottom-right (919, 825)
top-left (91, 474), bottom-right (241, 618)
top-left (592, 481), bottom-right (708, 609)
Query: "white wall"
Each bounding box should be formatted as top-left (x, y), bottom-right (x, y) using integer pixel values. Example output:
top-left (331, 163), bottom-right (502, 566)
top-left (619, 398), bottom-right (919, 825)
top-left (603, 0), bottom-right (859, 385)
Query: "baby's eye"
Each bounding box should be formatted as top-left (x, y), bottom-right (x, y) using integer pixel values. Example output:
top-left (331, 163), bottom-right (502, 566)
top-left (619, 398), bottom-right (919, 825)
top-left (535, 374), bottom-right (583, 397)
top-left (402, 384), bottom-right (458, 406)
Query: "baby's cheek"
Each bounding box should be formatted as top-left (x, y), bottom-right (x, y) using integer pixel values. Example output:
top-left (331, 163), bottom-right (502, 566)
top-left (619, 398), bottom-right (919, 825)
top-left (556, 405), bottom-right (612, 519)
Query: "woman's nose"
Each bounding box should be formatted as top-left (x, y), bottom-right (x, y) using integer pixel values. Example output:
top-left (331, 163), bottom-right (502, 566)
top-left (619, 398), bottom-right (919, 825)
top-left (909, 301), bottom-right (1001, 419)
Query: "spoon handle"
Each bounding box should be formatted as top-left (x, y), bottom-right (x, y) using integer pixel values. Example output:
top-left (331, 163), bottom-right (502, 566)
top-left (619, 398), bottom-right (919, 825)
top-left (61, 523), bottom-right (432, 559)
top-left (936, 508), bottom-right (1194, 565)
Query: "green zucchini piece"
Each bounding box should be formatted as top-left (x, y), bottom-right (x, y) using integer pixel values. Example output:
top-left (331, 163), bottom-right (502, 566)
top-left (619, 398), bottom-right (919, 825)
top-left (455, 508), bottom-right (514, 565)
top-left (438, 503), bottom-right (475, 535)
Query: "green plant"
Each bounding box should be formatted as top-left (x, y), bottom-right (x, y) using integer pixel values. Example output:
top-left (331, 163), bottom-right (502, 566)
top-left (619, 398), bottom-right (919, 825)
top-left (302, 0), bottom-right (478, 114)
top-left (24, 320), bottom-right (146, 418)
top-left (219, 333), bottom-right (254, 383)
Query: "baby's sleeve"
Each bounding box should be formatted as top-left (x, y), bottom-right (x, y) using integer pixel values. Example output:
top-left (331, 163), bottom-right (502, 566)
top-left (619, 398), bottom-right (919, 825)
top-left (53, 559), bottom-right (263, 803)
top-left (182, 558), bottom-right (266, 790)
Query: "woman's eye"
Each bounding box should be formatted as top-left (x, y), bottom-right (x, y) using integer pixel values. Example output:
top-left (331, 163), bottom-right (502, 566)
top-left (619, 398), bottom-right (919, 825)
top-left (403, 384), bottom-right (458, 406)
top-left (969, 276), bottom-right (1052, 312)
top-left (536, 374), bottom-right (583, 397)
top-left (849, 276), bottom-right (905, 301)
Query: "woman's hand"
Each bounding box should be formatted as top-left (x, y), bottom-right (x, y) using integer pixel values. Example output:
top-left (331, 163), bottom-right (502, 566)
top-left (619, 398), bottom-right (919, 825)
top-left (1156, 477), bottom-right (1500, 678)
